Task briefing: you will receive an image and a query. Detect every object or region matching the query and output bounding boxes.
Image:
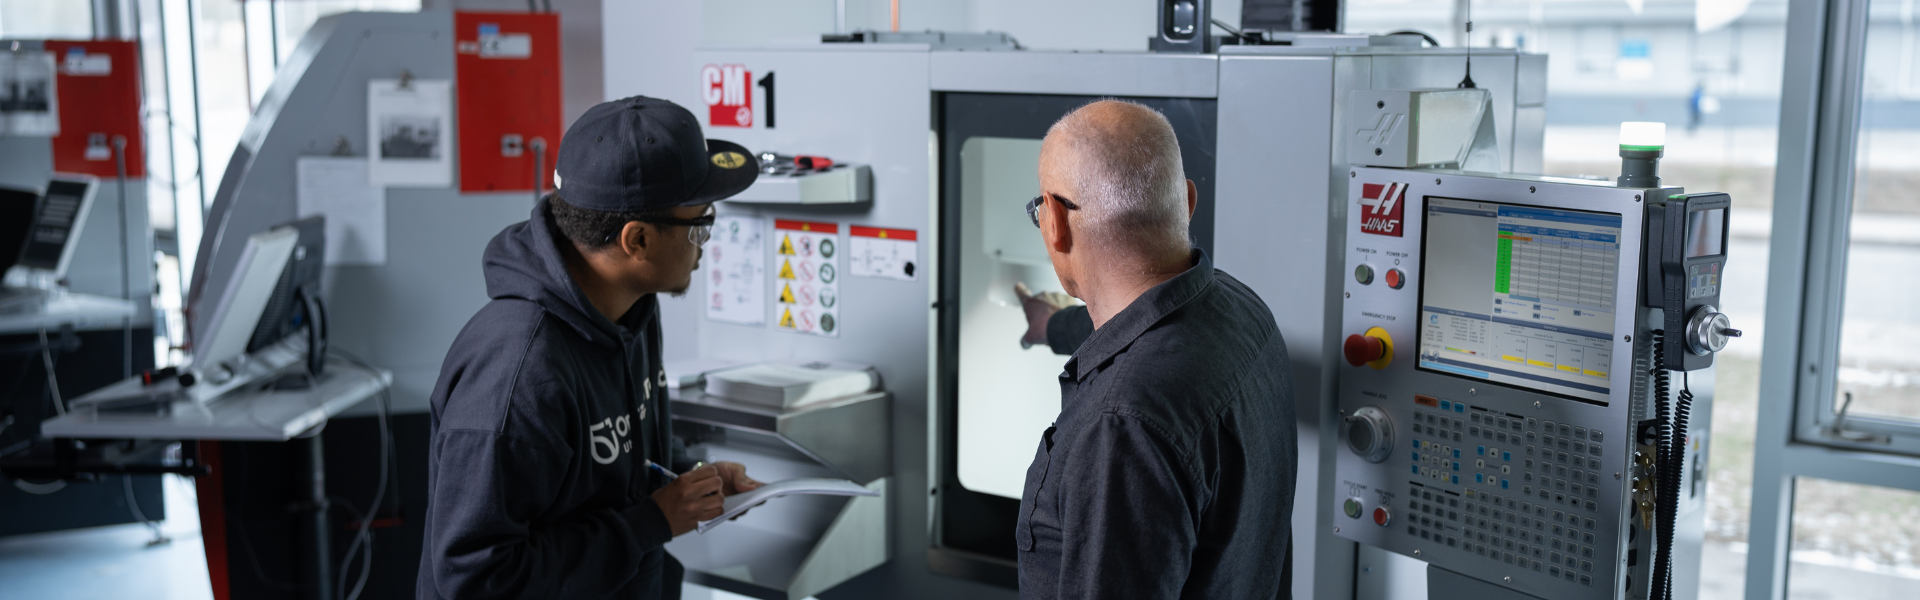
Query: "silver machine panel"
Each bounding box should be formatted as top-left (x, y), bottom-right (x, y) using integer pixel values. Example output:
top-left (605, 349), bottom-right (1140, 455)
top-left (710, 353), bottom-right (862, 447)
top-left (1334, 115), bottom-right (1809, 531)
top-left (652, 39), bottom-right (1552, 599)
top-left (1332, 167), bottom-right (1716, 600)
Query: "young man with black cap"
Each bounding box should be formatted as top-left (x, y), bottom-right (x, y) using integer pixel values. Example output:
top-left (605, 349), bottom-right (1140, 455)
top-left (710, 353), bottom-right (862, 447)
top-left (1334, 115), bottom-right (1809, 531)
top-left (418, 96), bottom-right (762, 599)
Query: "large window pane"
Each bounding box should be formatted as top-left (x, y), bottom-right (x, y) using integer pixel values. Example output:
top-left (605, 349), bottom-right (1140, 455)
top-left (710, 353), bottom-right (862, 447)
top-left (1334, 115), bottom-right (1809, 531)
top-left (1345, 2), bottom-right (1787, 598)
top-left (1835, 0), bottom-right (1920, 424)
top-left (0, 0), bottom-right (91, 39)
top-left (1786, 477), bottom-right (1920, 598)
top-left (271, 0), bottom-right (420, 65)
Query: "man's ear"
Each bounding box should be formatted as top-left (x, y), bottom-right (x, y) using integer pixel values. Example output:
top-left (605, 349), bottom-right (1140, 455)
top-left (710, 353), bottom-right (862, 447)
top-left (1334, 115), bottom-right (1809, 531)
top-left (1185, 179), bottom-right (1198, 217)
top-left (618, 221), bottom-right (654, 262)
top-left (1042, 195), bottom-right (1073, 254)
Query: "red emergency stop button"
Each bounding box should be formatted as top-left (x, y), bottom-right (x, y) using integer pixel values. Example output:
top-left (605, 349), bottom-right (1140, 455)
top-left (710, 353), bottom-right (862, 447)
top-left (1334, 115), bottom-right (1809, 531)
top-left (1343, 327), bottom-right (1395, 369)
top-left (1373, 506), bottom-right (1392, 526)
top-left (1386, 269), bottom-right (1405, 289)
top-left (1345, 334), bottom-right (1384, 366)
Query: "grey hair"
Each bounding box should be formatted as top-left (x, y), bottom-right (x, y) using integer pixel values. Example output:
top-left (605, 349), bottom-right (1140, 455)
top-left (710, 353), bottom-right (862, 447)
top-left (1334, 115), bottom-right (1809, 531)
top-left (1044, 100), bottom-right (1190, 268)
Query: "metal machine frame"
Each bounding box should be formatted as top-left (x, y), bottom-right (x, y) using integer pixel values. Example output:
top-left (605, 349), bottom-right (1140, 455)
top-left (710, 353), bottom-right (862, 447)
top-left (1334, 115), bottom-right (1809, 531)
top-left (663, 42), bottom-right (1546, 599)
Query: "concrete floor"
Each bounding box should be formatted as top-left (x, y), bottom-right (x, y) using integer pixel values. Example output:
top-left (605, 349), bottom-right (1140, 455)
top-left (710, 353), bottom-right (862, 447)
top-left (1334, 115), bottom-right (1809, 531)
top-left (0, 475), bottom-right (1907, 599)
top-left (0, 475), bottom-right (211, 600)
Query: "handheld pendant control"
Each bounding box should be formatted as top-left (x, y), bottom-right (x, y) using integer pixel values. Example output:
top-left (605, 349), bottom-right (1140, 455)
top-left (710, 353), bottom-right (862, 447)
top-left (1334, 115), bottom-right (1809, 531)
top-left (1644, 192), bottom-right (1735, 370)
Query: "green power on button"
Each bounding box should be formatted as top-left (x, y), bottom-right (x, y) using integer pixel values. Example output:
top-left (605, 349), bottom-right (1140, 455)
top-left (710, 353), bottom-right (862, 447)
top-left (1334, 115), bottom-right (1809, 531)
top-left (1343, 497), bottom-right (1363, 519)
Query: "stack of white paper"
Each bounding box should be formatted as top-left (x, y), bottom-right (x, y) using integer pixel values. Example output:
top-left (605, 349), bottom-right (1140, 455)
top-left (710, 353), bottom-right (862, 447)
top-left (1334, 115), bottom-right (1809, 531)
top-left (702, 361), bottom-right (878, 409)
top-left (663, 357), bottom-right (746, 389)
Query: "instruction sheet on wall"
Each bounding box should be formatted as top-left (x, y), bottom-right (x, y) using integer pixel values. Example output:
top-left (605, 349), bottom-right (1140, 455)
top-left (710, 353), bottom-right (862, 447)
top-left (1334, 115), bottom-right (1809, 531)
top-left (296, 156), bottom-right (386, 266)
top-left (850, 226), bottom-right (918, 281)
top-left (773, 219), bottom-right (840, 337)
top-left (706, 215), bottom-right (766, 326)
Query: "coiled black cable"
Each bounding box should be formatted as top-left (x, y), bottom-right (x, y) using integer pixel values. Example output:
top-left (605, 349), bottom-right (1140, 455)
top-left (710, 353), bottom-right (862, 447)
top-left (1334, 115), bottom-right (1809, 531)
top-left (1647, 330), bottom-right (1696, 600)
top-left (1649, 329), bottom-right (1674, 600)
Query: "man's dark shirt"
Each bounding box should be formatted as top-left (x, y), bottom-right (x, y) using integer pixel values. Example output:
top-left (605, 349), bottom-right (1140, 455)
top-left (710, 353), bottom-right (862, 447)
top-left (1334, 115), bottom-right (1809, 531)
top-left (1017, 250), bottom-right (1297, 599)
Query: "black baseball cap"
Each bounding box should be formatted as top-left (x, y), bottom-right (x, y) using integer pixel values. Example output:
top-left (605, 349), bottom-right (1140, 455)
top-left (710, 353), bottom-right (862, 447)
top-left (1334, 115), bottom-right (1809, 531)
top-left (553, 95), bottom-right (757, 211)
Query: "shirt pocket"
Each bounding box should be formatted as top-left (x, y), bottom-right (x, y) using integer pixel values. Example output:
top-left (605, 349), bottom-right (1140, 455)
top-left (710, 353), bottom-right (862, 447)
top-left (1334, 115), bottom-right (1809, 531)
top-left (1017, 425), bottom-right (1058, 552)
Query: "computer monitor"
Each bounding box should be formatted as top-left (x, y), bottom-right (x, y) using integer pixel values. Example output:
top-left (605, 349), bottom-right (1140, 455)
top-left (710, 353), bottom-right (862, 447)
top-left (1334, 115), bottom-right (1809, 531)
top-left (1416, 196), bottom-right (1625, 404)
top-left (246, 216), bottom-right (327, 376)
top-left (14, 175), bottom-right (97, 279)
top-left (193, 225), bottom-right (299, 377)
top-left (0, 186), bottom-right (38, 277)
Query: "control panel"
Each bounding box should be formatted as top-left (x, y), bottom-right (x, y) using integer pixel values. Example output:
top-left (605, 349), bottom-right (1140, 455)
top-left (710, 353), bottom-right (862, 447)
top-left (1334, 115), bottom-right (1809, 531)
top-left (1331, 168), bottom-right (1713, 599)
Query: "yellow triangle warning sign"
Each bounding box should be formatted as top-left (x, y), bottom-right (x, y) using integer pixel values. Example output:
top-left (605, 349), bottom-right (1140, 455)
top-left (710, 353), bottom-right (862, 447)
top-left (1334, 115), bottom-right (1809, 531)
top-left (778, 235), bottom-right (795, 256)
top-left (778, 260), bottom-right (796, 280)
top-left (778, 308), bottom-right (795, 328)
top-left (779, 284), bottom-right (796, 304)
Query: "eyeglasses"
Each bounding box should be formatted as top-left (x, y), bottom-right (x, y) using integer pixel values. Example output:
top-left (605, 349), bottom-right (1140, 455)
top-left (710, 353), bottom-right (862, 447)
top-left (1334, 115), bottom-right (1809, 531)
top-left (618, 208), bottom-right (718, 246)
top-left (1026, 193), bottom-right (1081, 228)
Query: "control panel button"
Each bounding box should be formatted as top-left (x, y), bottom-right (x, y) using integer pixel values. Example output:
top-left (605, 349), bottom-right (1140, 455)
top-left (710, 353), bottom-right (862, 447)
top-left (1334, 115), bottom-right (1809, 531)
top-left (1373, 507), bottom-right (1392, 526)
top-left (1343, 327), bottom-right (1395, 369)
top-left (1344, 497), bottom-right (1364, 519)
top-left (1355, 264), bottom-right (1375, 285)
top-left (1386, 268), bottom-right (1406, 289)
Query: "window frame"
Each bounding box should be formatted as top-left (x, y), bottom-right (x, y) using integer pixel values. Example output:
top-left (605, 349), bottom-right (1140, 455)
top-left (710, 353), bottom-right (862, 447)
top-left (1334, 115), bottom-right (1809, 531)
top-left (1789, 0), bottom-right (1920, 457)
top-left (1746, 0), bottom-right (1920, 597)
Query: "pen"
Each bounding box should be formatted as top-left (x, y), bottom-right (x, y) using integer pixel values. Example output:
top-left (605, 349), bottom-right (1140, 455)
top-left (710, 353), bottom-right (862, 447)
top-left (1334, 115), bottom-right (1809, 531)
top-left (645, 460), bottom-right (678, 481)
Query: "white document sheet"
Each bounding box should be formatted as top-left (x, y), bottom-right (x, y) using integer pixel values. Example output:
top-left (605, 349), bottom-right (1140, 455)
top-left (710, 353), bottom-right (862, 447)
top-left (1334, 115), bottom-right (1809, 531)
top-left (296, 156), bottom-right (386, 266)
top-left (367, 79), bottom-right (451, 187)
top-left (697, 477), bottom-right (878, 533)
top-left (705, 215), bottom-right (767, 326)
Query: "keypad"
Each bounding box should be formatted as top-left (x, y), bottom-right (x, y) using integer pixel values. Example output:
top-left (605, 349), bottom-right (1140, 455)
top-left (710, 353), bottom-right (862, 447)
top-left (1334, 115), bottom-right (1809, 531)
top-left (1403, 408), bottom-right (1607, 588)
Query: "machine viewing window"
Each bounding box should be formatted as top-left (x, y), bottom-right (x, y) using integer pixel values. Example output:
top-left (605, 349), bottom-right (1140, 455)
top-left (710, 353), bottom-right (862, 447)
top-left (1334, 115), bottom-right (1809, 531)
top-left (1416, 197), bottom-right (1623, 404)
top-left (1685, 207), bottom-right (1726, 258)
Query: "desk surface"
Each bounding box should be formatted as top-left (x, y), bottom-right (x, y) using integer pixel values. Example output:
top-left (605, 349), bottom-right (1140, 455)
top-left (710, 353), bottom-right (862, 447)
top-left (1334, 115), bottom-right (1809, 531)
top-left (39, 358), bottom-right (392, 441)
top-left (0, 292), bottom-right (138, 335)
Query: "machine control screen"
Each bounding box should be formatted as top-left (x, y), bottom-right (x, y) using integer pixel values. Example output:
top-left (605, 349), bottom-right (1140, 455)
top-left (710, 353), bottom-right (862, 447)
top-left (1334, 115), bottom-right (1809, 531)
top-left (1417, 197), bottom-right (1623, 404)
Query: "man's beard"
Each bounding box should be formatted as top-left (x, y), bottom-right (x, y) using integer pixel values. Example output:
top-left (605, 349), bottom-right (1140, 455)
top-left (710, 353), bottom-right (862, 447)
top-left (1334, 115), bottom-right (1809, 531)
top-left (666, 258), bottom-right (700, 298)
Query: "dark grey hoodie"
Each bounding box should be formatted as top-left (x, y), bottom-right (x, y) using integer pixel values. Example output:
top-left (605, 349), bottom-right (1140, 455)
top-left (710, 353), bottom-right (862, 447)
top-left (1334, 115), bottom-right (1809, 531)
top-left (417, 198), bottom-right (694, 599)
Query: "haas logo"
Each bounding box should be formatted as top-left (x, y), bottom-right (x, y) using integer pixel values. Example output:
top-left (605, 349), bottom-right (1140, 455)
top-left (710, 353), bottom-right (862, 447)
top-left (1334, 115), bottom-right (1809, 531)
top-left (701, 64), bottom-right (753, 128)
top-left (1359, 182), bottom-right (1408, 237)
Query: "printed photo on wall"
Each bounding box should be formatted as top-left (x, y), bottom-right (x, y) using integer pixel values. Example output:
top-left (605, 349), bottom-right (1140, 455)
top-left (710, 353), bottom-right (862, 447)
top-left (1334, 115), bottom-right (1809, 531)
top-left (0, 52), bottom-right (61, 136)
top-left (367, 78), bottom-right (451, 187)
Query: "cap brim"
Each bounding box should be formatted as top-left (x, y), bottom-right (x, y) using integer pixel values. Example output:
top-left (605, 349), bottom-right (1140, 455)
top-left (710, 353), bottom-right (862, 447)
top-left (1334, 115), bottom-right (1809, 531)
top-left (682, 139), bottom-right (759, 205)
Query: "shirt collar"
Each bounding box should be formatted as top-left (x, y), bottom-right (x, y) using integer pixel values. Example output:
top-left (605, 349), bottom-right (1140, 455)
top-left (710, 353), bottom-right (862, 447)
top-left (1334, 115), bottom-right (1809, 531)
top-left (1063, 248), bottom-right (1215, 381)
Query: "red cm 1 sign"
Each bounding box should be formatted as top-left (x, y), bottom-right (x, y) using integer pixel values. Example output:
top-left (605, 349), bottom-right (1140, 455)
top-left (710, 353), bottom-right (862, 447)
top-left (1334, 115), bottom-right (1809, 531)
top-left (702, 64), bottom-right (753, 127)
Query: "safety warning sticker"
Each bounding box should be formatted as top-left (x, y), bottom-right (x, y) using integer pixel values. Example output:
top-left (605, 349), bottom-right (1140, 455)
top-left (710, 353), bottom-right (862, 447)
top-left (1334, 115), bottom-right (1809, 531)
top-left (849, 226), bottom-right (917, 281)
top-left (773, 219), bottom-right (839, 337)
top-left (706, 215), bottom-right (766, 326)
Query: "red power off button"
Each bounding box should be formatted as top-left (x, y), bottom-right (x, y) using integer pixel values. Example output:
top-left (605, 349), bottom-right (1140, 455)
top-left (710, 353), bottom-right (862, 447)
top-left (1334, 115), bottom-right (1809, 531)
top-left (1385, 269), bottom-right (1405, 289)
top-left (1372, 506), bottom-right (1392, 526)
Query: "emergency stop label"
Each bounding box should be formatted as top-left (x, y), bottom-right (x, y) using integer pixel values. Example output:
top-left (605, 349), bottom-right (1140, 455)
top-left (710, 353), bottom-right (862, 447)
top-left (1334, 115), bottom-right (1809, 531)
top-left (1359, 182), bottom-right (1408, 237)
top-left (702, 64), bottom-right (753, 128)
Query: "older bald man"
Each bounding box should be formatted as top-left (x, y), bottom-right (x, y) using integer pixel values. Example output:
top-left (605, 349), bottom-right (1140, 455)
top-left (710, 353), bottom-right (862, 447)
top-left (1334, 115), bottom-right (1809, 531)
top-left (1013, 100), bottom-right (1297, 599)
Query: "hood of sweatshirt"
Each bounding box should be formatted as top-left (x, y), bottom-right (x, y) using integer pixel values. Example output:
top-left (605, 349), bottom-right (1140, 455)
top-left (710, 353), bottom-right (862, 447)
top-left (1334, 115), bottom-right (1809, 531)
top-left (481, 197), bottom-right (641, 351)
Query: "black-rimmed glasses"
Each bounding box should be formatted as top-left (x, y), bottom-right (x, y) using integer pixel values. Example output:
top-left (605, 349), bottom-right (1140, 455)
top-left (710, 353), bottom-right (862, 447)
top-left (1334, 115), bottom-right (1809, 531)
top-left (1026, 193), bottom-right (1081, 227)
